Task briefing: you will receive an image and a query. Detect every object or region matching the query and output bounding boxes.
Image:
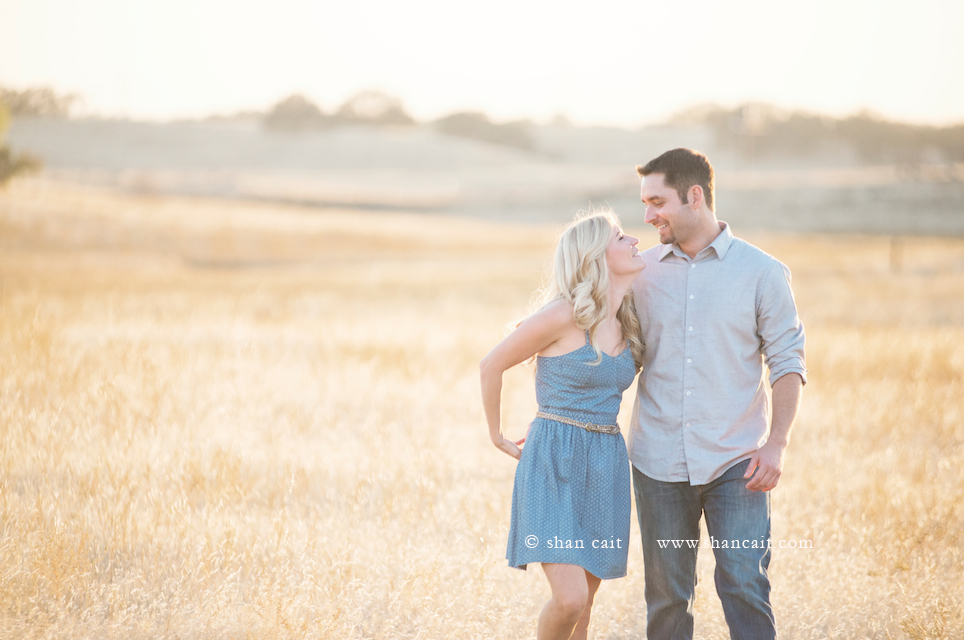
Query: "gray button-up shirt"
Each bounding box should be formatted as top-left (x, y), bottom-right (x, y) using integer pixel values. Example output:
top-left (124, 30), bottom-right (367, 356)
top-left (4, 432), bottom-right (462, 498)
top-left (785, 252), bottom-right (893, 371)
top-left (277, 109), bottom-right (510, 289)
top-left (629, 222), bottom-right (807, 485)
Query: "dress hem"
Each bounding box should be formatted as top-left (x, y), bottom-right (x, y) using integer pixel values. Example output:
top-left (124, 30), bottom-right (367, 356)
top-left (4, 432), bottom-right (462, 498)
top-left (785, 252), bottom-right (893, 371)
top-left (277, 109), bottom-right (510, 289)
top-left (506, 559), bottom-right (627, 581)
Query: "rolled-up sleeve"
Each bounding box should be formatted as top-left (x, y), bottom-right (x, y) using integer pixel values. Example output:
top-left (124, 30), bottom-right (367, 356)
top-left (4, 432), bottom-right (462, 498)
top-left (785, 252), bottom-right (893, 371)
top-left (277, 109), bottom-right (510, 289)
top-left (757, 261), bottom-right (807, 387)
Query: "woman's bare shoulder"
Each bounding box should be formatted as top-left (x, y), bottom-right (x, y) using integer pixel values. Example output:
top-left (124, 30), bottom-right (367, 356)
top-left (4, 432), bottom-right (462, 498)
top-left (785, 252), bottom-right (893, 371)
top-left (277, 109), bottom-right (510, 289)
top-left (525, 298), bottom-right (575, 330)
top-left (526, 299), bottom-right (586, 357)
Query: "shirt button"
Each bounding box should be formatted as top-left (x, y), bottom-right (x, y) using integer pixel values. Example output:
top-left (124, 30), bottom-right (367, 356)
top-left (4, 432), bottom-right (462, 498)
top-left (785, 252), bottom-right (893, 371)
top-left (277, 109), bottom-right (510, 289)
top-left (691, 264), bottom-right (696, 269)
top-left (687, 358), bottom-right (692, 363)
top-left (686, 423), bottom-right (691, 427)
top-left (689, 295), bottom-right (694, 299)
top-left (686, 391), bottom-right (691, 396)
top-left (688, 327), bottom-right (693, 331)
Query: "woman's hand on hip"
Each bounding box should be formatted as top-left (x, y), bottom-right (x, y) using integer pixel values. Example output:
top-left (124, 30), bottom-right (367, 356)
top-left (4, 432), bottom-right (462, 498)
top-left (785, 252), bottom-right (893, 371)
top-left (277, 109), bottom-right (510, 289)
top-left (492, 435), bottom-right (523, 460)
top-left (513, 420), bottom-right (533, 448)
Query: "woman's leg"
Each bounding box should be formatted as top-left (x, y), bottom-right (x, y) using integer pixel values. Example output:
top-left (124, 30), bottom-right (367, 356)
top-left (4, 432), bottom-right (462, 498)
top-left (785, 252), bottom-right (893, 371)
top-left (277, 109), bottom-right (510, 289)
top-left (568, 570), bottom-right (602, 640)
top-left (538, 563), bottom-right (590, 640)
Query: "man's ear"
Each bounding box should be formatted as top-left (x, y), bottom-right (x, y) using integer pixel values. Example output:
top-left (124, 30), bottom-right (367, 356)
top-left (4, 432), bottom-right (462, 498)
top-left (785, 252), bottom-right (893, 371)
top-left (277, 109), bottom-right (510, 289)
top-left (689, 185), bottom-right (703, 210)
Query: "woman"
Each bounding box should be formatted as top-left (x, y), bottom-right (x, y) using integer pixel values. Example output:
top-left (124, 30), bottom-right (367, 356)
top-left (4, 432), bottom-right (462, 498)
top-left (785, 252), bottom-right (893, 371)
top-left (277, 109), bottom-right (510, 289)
top-left (480, 210), bottom-right (645, 640)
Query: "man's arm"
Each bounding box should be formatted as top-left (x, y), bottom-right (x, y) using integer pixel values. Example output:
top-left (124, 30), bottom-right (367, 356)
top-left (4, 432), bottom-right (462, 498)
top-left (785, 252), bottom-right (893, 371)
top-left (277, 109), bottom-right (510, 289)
top-left (745, 260), bottom-right (807, 492)
top-left (744, 372), bottom-right (804, 491)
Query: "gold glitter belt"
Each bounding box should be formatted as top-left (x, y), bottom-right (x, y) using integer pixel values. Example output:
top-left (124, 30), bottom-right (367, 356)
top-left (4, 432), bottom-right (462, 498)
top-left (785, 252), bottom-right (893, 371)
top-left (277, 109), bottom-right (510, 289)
top-left (535, 411), bottom-right (620, 435)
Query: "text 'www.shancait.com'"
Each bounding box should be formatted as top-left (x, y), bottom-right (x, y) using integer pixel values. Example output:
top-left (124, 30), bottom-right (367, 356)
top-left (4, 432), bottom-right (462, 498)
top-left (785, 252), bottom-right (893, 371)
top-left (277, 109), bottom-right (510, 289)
top-left (657, 537), bottom-right (814, 550)
top-left (524, 536), bottom-right (624, 549)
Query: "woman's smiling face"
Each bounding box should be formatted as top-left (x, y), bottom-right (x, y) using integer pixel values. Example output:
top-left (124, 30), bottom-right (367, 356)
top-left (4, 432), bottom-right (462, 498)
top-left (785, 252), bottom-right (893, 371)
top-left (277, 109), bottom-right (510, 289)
top-left (605, 226), bottom-right (644, 277)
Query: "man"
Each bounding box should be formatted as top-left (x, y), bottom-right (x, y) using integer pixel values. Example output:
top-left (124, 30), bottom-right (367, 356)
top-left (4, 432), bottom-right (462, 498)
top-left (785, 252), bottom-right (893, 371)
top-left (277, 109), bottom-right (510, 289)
top-left (629, 148), bottom-right (806, 639)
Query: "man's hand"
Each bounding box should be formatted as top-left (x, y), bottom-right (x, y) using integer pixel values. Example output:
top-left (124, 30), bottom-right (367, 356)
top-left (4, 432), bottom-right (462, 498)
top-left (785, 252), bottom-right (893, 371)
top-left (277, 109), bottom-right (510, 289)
top-left (744, 440), bottom-right (787, 492)
top-left (745, 372), bottom-right (803, 491)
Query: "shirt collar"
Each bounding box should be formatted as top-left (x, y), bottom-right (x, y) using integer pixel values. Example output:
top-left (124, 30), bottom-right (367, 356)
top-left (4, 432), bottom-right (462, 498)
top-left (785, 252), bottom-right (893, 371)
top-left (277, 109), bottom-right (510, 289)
top-left (658, 221), bottom-right (734, 262)
top-left (708, 221), bottom-right (734, 259)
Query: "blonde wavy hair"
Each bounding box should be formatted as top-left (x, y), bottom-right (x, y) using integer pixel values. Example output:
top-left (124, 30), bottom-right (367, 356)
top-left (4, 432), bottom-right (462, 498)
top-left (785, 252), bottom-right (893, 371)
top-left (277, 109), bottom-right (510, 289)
top-left (530, 209), bottom-right (644, 367)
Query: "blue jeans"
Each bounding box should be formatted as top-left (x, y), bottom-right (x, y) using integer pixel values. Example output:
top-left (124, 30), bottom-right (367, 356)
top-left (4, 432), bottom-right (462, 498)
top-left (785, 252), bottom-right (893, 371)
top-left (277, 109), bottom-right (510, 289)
top-left (632, 459), bottom-right (775, 640)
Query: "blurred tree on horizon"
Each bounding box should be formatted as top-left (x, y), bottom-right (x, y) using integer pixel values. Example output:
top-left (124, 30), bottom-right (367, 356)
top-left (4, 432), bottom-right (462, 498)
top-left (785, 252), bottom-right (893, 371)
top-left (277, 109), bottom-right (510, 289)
top-left (432, 112), bottom-right (535, 151)
top-left (262, 94), bottom-right (330, 131)
top-left (262, 90), bottom-right (415, 132)
top-left (335, 90), bottom-right (415, 126)
top-left (0, 86), bottom-right (78, 118)
top-left (672, 102), bottom-right (964, 169)
top-left (0, 98), bottom-right (42, 185)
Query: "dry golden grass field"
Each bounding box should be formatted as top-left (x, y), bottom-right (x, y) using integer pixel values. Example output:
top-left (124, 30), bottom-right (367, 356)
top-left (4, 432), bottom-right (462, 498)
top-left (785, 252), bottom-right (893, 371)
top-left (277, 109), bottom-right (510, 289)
top-left (1, 178), bottom-right (963, 639)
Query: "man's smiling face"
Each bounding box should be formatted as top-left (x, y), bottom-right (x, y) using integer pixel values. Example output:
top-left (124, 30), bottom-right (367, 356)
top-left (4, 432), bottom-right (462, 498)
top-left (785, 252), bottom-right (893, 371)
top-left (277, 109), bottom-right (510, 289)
top-left (640, 172), bottom-right (698, 246)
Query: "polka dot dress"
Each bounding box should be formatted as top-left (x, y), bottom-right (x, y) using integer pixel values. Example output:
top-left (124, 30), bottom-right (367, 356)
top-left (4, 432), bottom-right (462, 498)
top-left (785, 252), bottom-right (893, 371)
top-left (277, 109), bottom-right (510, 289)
top-left (505, 333), bottom-right (636, 580)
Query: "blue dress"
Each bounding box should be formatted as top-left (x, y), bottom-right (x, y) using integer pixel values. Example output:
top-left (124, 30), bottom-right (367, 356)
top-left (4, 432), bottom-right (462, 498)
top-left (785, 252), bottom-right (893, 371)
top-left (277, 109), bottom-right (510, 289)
top-left (505, 333), bottom-right (637, 579)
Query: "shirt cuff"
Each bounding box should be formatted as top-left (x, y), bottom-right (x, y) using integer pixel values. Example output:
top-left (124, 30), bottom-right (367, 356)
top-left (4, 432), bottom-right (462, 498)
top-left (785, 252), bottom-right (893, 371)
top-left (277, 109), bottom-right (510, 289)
top-left (768, 363), bottom-right (808, 387)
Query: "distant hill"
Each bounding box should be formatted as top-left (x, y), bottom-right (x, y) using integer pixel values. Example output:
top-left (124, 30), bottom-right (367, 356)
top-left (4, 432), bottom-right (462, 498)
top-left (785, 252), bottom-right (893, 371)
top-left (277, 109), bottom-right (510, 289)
top-left (6, 114), bottom-right (963, 235)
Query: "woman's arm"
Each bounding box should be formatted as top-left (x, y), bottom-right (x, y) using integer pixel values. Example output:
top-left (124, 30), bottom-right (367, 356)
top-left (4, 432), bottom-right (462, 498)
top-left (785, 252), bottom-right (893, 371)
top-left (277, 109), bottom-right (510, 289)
top-left (480, 300), bottom-right (574, 459)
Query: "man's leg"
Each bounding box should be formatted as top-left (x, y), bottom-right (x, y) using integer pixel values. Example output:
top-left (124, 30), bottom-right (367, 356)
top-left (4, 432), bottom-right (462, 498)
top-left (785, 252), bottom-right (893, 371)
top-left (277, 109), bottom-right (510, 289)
top-left (702, 459), bottom-right (776, 640)
top-left (632, 464), bottom-right (702, 640)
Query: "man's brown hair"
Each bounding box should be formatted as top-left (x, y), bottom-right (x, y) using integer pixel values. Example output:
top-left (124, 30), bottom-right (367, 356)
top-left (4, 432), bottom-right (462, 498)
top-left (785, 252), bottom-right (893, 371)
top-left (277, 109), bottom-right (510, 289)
top-left (636, 148), bottom-right (715, 211)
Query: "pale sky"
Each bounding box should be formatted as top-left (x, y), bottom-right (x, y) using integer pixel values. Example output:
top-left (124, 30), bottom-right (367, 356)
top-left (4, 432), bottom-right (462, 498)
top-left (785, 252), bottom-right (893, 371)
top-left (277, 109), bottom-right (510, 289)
top-left (1, 0), bottom-right (962, 126)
